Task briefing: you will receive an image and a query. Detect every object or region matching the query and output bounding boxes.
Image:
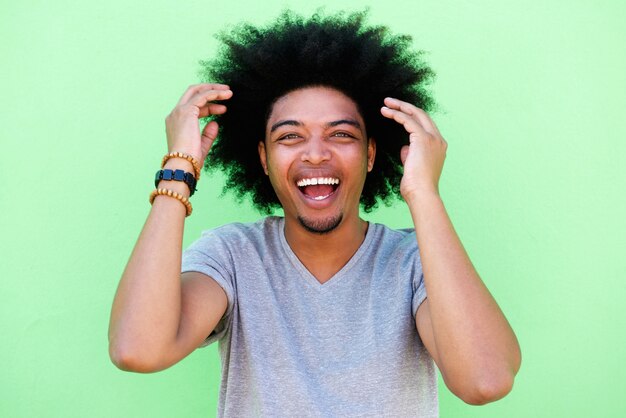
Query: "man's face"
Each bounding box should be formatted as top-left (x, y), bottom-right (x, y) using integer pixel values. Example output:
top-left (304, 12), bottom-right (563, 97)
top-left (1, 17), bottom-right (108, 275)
top-left (258, 86), bottom-right (375, 234)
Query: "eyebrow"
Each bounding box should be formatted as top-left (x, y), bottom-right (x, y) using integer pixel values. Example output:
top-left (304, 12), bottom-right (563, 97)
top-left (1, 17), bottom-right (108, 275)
top-left (269, 119), bottom-right (362, 133)
top-left (327, 119), bottom-right (362, 130)
top-left (270, 120), bottom-right (302, 133)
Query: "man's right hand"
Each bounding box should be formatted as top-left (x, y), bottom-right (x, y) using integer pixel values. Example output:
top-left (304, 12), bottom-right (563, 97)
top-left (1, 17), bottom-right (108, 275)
top-left (165, 83), bottom-right (233, 165)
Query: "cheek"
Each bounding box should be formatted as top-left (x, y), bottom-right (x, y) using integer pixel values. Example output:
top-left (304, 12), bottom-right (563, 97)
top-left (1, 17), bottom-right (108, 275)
top-left (346, 147), bottom-right (371, 171)
top-left (266, 147), bottom-right (298, 173)
top-left (267, 168), bottom-right (282, 187)
top-left (265, 154), bottom-right (292, 189)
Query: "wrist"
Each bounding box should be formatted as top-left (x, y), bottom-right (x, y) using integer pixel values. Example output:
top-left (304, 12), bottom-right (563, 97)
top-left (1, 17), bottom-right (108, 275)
top-left (163, 158), bottom-right (194, 173)
top-left (162, 151), bottom-right (202, 180)
top-left (405, 192), bottom-right (445, 234)
top-left (155, 180), bottom-right (191, 198)
top-left (404, 189), bottom-right (443, 212)
top-left (402, 186), bottom-right (441, 204)
top-left (150, 188), bottom-right (192, 216)
top-left (155, 169), bottom-right (197, 196)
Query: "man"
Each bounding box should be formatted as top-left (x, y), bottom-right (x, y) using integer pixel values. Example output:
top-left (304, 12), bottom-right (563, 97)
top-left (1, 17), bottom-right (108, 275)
top-left (109, 11), bottom-right (520, 417)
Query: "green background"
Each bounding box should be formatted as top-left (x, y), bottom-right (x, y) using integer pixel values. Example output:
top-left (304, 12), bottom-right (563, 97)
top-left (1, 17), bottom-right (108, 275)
top-left (2, 0), bottom-right (625, 417)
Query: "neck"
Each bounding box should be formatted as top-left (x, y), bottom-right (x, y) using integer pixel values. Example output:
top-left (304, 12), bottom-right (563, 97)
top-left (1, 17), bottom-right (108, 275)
top-left (284, 214), bottom-right (368, 283)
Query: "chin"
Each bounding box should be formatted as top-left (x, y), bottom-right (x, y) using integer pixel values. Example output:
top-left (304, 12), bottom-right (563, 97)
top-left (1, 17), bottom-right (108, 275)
top-left (297, 213), bottom-right (343, 234)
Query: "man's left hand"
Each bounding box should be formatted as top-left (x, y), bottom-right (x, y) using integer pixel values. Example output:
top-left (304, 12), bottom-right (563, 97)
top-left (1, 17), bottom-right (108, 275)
top-left (380, 97), bottom-right (447, 200)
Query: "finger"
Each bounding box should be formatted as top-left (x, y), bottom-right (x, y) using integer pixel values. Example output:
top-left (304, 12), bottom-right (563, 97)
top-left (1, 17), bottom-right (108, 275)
top-left (188, 88), bottom-right (233, 108)
top-left (383, 97), bottom-right (441, 136)
top-left (177, 83), bottom-right (231, 106)
top-left (198, 103), bottom-right (227, 118)
top-left (201, 120), bottom-right (220, 142)
top-left (380, 106), bottom-right (428, 138)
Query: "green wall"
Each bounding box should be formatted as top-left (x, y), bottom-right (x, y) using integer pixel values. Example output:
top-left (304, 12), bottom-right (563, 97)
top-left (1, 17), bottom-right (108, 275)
top-left (2, 0), bottom-right (624, 417)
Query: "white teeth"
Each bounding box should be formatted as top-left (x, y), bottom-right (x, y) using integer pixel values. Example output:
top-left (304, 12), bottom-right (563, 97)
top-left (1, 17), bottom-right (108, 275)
top-left (313, 194), bottom-right (330, 200)
top-left (296, 177), bottom-right (340, 187)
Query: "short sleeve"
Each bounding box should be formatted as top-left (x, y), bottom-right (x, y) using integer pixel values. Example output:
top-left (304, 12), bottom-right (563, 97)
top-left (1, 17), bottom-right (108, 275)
top-left (181, 229), bottom-right (236, 347)
top-left (411, 271), bottom-right (427, 318)
top-left (410, 237), bottom-right (427, 318)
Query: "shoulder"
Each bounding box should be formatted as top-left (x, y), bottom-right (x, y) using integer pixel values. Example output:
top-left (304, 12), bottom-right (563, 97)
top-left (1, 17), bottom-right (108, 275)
top-left (365, 223), bottom-right (421, 271)
top-left (369, 223), bottom-right (418, 251)
top-left (196, 216), bottom-right (282, 242)
top-left (182, 217), bottom-right (284, 278)
top-left (185, 217), bottom-right (283, 258)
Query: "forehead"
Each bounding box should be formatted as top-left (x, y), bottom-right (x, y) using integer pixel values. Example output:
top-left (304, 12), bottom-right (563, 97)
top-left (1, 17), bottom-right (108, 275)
top-left (267, 86), bottom-right (364, 129)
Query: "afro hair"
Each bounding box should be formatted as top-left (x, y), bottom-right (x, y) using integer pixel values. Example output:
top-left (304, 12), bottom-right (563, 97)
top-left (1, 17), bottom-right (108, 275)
top-left (200, 9), bottom-right (436, 213)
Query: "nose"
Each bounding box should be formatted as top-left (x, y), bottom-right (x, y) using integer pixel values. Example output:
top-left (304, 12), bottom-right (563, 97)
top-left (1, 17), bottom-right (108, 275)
top-left (301, 137), bottom-right (331, 164)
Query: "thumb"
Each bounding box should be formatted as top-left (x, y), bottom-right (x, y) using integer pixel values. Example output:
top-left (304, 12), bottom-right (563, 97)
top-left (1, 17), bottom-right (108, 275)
top-left (400, 145), bottom-right (409, 166)
top-left (200, 120), bottom-right (219, 159)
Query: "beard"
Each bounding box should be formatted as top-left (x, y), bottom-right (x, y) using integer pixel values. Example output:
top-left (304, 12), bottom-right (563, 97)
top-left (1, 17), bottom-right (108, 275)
top-left (297, 213), bottom-right (343, 234)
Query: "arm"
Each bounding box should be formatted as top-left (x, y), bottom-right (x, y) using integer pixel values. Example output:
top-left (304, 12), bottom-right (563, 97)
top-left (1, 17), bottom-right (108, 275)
top-left (381, 98), bottom-right (521, 404)
top-left (108, 84), bottom-right (233, 373)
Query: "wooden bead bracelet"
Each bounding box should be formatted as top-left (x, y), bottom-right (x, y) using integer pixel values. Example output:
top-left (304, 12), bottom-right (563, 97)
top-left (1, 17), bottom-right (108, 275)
top-left (149, 188), bottom-right (193, 216)
top-left (162, 152), bottom-right (202, 180)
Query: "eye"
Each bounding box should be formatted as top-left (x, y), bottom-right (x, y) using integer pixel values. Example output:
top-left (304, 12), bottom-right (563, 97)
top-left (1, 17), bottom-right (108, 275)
top-left (330, 131), bottom-right (357, 142)
top-left (276, 133), bottom-right (303, 143)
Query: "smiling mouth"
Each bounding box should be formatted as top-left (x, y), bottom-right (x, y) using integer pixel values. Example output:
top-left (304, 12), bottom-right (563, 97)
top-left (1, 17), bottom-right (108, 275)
top-left (296, 177), bottom-right (340, 200)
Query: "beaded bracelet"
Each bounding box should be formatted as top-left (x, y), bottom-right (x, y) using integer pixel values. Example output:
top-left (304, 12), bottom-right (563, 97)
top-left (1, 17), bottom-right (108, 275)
top-left (162, 152), bottom-right (202, 180)
top-left (154, 169), bottom-right (197, 196)
top-left (149, 188), bottom-right (193, 216)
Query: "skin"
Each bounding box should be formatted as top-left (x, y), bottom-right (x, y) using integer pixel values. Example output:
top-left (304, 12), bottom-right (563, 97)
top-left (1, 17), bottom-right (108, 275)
top-left (381, 98), bottom-right (521, 403)
top-left (258, 87), bottom-right (375, 282)
top-left (109, 84), bottom-right (521, 405)
top-left (108, 84), bottom-right (233, 372)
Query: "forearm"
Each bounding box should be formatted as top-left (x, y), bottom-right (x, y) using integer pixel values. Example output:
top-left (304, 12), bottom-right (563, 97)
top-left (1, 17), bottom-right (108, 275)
top-left (408, 192), bottom-right (521, 396)
top-left (108, 159), bottom-right (192, 367)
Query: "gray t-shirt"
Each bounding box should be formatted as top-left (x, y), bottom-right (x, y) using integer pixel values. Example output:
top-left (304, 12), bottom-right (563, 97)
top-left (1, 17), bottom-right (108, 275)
top-left (182, 216), bottom-right (438, 417)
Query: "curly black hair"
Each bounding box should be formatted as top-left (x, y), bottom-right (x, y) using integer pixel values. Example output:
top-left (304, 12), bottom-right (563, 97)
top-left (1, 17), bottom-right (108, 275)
top-left (200, 9), bottom-right (436, 213)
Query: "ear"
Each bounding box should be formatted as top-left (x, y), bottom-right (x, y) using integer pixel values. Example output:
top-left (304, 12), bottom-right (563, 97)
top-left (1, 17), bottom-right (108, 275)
top-left (367, 137), bottom-right (376, 172)
top-left (258, 141), bottom-right (269, 175)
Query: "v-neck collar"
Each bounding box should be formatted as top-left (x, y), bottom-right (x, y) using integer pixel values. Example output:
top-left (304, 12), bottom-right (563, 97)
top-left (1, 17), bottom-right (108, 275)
top-left (277, 217), bottom-right (377, 290)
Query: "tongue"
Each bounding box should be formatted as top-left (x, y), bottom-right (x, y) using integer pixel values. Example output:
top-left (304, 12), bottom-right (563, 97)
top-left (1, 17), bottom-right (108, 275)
top-left (302, 184), bottom-right (334, 198)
